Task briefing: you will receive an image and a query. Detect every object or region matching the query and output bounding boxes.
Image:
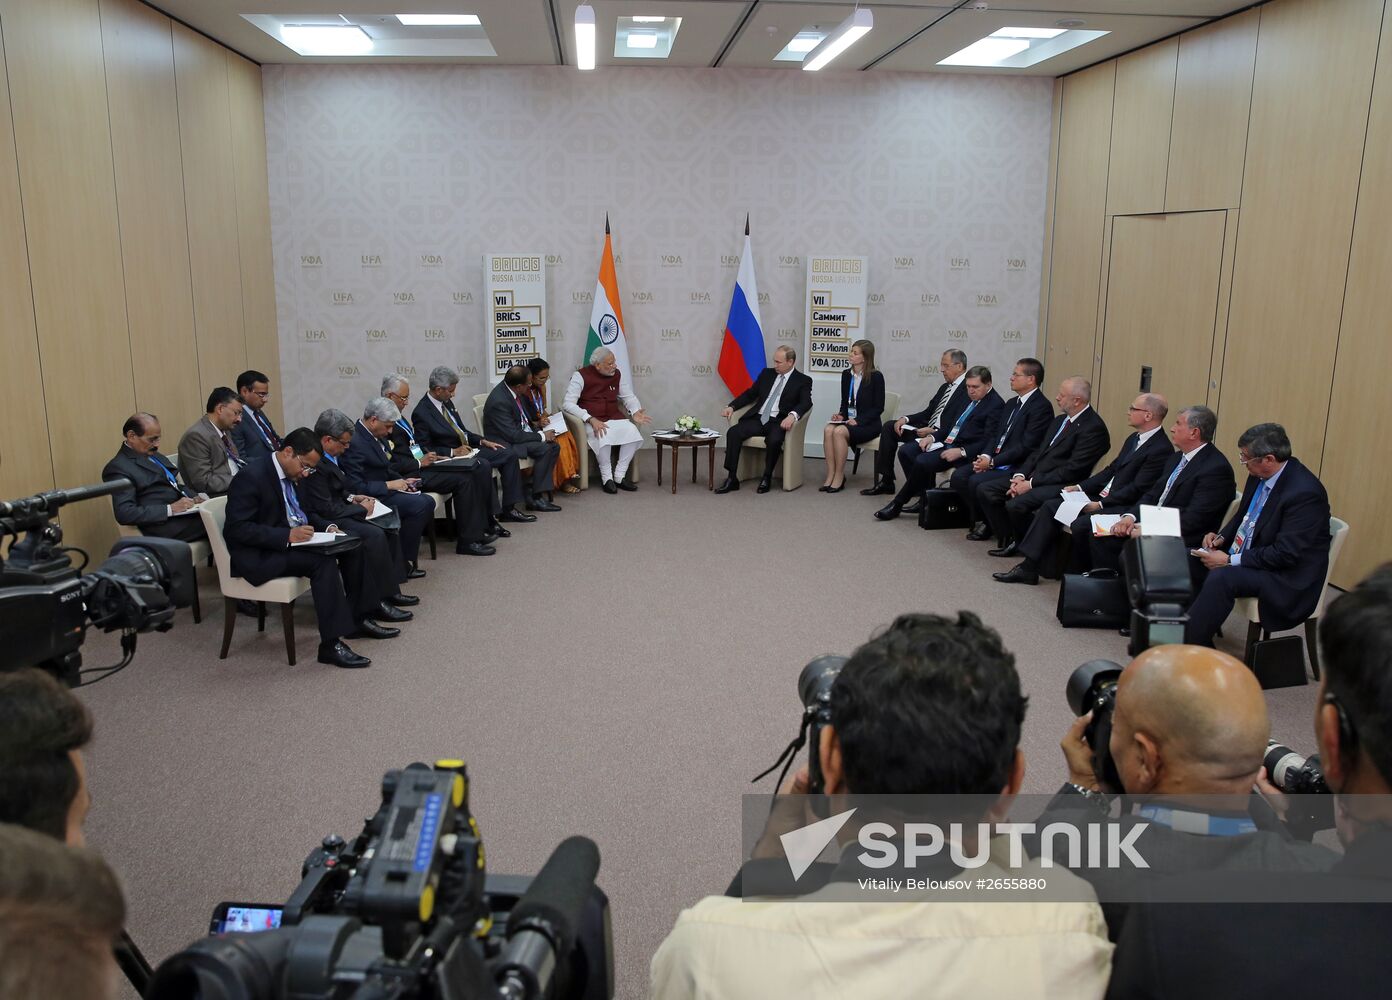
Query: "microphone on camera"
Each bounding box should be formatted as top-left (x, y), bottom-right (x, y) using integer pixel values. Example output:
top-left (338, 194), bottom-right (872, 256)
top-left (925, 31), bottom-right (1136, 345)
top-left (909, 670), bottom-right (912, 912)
top-left (495, 836), bottom-right (601, 1000)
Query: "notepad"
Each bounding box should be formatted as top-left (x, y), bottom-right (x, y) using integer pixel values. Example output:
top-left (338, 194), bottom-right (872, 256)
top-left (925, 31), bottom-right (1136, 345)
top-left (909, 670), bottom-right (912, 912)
top-left (291, 532), bottom-right (342, 547)
top-left (1090, 514), bottom-right (1124, 536)
top-left (1055, 492), bottom-right (1093, 525)
top-left (544, 411), bottom-right (568, 435)
top-left (366, 501), bottom-right (393, 521)
top-left (1140, 504), bottom-right (1182, 537)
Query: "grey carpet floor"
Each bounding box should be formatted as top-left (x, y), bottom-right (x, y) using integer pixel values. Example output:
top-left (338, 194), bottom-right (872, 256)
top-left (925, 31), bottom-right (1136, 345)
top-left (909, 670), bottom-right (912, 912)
top-left (77, 452), bottom-right (1324, 999)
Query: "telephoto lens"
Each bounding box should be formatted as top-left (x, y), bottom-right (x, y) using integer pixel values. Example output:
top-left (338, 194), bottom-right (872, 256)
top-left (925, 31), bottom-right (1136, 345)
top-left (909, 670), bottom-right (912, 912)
top-left (1065, 659), bottom-right (1125, 793)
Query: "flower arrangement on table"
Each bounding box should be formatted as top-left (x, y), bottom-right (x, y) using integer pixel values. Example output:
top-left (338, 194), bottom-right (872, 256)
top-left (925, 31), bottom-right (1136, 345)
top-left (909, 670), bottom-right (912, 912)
top-left (675, 415), bottom-right (702, 436)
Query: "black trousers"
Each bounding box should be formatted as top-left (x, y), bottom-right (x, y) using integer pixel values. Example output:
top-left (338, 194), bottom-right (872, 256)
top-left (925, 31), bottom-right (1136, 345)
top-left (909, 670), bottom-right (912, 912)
top-left (472, 446), bottom-right (523, 508)
top-left (874, 424), bottom-right (919, 481)
top-left (281, 550), bottom-right (357, 644)
top-left (1184, 566), bottom-right (1278, 646)
top-left (1017, 495), bottom-right (1093, 574)
top-left (953, 468), bottom-right (1011, 525)
top-left (420, 464), bottom-right (492, 544)
top-left (139, 515), bottom-right (208, 544)
top-left (725, 416), bottom-right (787, 478)
top-left (509, 440), bottom-right (559, 499)
top-left (891, 447), bottom-right (968, 506)
top-left (388, 490), bottom-right (436, 565)
top-left (978, 478), bottom-right (1055, 545)
top-left (334, 518), bottom-right (404, 602)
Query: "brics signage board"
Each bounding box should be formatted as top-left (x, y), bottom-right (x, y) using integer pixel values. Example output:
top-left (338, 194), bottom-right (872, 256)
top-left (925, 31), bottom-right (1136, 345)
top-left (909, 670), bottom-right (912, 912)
top-left (804, 255), bottom-right (868, 374)
top-left (483, 254), bottom-right (547, 384)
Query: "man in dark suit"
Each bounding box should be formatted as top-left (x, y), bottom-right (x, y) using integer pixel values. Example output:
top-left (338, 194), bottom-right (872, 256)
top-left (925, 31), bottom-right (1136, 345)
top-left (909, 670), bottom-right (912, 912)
top-left (872, 366), bottom-right (1002, 520)
top-left (222, 429), bottom-right (398, 669)
top-left (1104, 569), bottom-right (1392, 998)
top-left (299, 408), bottom-right (418, 622)
top-left (716, 345), bottom-right (814, 494)
top-left (410, 366), bottom-right (534, 524)
top-left (995, 393), bottom-right (1173, 585)
top-left (338, 398), bottom-right (439, 570)
top-left (381, 374), bottom-right (501, 554)
top-left (482, 366), bottom-right (562, 512)
top-left (1086, 405), bottom-right (1236, 580)
top-left (230, 369), bottom-right (281, 462)
top-left (975, 376), bottom-right (1111, 556)
top-left (1184, 422), bottom-right (1331, 646)
top-left (101, 412), bottom-right (207, 543)
top-left (954, 357), bottom-right (1055, 539)
top-left (861, 349), bottom-right (969, 496)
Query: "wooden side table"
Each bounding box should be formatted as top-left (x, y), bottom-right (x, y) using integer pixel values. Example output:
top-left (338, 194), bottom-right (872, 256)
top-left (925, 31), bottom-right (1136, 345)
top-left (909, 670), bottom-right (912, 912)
top-left (653, 433), bottom-right (717, 494)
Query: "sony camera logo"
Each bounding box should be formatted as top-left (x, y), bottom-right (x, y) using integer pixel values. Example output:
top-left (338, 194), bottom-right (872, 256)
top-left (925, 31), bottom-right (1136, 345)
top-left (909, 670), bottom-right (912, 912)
top-left (690, 292), bottom-right (711, 304)
top-left (333, 292), bottom-right (354, 305)
top-left (302, 329), bottom-right (327, 341)
top-left (420, 254), bottom-right (444, 267)
top-left (361, 254), bottom-right (382, 268)
top-left (1007, 257), bottom-right (1027, 271)
top-left (453, 292), bottom-right (474, 305)
top-left (366, 328), bottom-right (388, 341)
top-left (393, 292), bottom-right (416, 305)
top-left (661, 254), bottom-right (684, 268)
top-left (690, 364), bottom-right (713, 376)
top-left (950, 257), bottom-right (971, 270)
top-left (337, 365), bottom-right (361, 378)
top-left (301, 254), bottom-right (323, 267)
top-left (890, 329), bottom-right (912, 341)
top-left (424, 328), bottom-right (446, 341)
top-left (921, 293), bottom-right (941, 306)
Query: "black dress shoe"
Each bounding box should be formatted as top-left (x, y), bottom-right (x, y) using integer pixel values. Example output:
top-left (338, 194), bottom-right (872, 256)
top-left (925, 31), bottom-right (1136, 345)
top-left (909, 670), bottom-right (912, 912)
top-left (988, 541), bottom-right (1019, 558)
top-left (874, 503), bottom-right (902, 521)
top-left (237, 599), bottom-right (260, 618)
top-left (498, 508), bottom-right (536, 523)
top-left (489, 521), bottom-right (512, 538)
top-left (902, 500), bottom-right (924, 515)
top-left (965, 522), bottom-right (992, 541)
top-left (526, 498), bottom-right (562, 512)
top-left (818, 485), bottom-right (832, 492)
top-left (351, 619), bottom-right (400, 640)
top-left (458, 541), bottom-right (496, 556)
top-left (375, 601), bottom-right (413, 622)
top-left (388, 593), bottom-right (419, 607)
top-left (406, 567), bottom-right (427, 580)
top-left (826, 482), bottom-right (845, 493)
top-left (714, 477), bottom-right (740, 494)
top-left (756, 477), bottom-right (772, 494)
top-left (481, 532), bottom-right (498, 545)
top-left (860, 480), bottom-right (894, 496)
top-left (993, 563), bottom-right (1039, 585)
top-left (318, 641), bottom-right (370, 669)
top-left (602, 479), bottom-right (619, 494)
top-left (617, 480), bottom-right (638, 492)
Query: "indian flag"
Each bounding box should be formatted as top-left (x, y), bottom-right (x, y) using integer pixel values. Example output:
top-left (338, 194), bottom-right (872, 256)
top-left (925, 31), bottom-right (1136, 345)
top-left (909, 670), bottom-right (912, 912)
top-left (583, 217), bottom-right (632, 392)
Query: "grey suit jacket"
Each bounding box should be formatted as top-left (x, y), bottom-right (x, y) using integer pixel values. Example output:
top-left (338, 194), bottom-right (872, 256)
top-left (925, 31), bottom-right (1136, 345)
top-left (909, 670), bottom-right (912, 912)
top-left (177, 415), bottom-right (242, 496)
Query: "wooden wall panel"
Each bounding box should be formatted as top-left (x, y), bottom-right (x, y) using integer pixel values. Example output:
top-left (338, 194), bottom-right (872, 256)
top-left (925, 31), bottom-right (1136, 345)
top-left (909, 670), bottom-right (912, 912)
top-left (1043, 62), bottom-right (1114, 385)
top-left (1166, 9), bottom-right (1259, 212)
top-left (227, 52), bottom-right (283, 428)
top-left (1, 0), bottom-right (134, 555)
top-left (1106, 39), bottom-right (1178, 216)
top-left (1321, 0), bottom-right (1392, 589)
top-left (1220, 0), bottom-right (1382, 471)
top-left (173, 22), bottom-right (247, 399)
top-left (99, 0), bottom-right (201, 429)
top-left (1036, 79), bottom-right (1062, 360)
top-left (0, 19), bottom-right (53, 504)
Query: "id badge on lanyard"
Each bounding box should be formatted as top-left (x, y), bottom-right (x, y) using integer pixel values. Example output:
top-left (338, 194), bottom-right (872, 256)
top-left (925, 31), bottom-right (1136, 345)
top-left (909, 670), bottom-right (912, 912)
top-left (410, 442), bottom-right (425, 463)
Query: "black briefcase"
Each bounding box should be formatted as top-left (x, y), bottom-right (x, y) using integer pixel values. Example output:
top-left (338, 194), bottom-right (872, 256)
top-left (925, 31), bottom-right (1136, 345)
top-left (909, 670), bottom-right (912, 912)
top-left (1057, 569), bottom-right (1131, 629)
top-left (917, 489), bottom-right (970, 530)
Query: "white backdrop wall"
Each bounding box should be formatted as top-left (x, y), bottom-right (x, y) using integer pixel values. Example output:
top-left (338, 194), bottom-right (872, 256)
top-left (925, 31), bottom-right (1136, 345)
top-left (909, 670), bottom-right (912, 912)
top-left (263, 66), bottom-right (1053, 438)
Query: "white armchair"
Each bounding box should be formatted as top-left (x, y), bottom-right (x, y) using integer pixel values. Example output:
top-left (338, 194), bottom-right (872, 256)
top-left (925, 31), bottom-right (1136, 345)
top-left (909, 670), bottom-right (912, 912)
top-left (728, 405), bottom-right (811, 491)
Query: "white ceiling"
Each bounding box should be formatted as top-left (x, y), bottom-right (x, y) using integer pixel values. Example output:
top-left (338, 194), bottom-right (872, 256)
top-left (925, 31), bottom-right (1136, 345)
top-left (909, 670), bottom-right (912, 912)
top-left (148, 0), bottom-right (1259, 74)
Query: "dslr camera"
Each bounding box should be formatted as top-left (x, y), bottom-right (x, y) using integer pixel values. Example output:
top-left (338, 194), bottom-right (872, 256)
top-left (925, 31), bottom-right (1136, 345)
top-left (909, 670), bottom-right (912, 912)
top-left (1065, 659), bottom-right (1124, 793)
top-left (0, 480), bottom-right (194, 686)
top-left (755, 655), bottom-right (848, 794)
top-left (149, 760), bottom-right (613, 1000)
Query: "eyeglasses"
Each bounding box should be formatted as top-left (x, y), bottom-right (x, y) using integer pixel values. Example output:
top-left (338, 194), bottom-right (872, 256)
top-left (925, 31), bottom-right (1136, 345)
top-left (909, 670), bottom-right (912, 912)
top-left (1237, 453), bottom-right (1260, 465)
top-left (1127, 406), bottom-right (1148, 413)
top-left (250, 390), bottom-right (270, 399)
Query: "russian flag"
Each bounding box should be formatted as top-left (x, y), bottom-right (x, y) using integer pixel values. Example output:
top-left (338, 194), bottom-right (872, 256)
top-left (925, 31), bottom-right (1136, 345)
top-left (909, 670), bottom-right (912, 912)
top-left (718, 221), bottom-right (766, 396)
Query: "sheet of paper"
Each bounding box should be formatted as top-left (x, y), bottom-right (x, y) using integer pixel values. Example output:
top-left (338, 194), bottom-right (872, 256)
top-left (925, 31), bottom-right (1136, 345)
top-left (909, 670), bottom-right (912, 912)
top-left (1090, 514), bottom-right (1124, 536)
top-left (366, 501), bottom-right (393, 521)
top-left (1140, 504), bottom-right (1181, 537)
top-left (291, 532), bottom-right (343, 547)
top-left (925, 441), bottom-right (944, 453)
top-left (544, 411), bottom-right (568, 435)
top-left (901, 424), bottom-right (917, 433)
top-left (171, 504), bottom-right (203, 517)
top-left (433, 453), bottom-right (473, 464)
top-left (1054, 493), bottom-right (1092, 525)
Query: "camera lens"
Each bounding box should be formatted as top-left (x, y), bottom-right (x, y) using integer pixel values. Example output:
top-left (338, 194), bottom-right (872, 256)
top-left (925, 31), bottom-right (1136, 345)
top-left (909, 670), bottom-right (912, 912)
top-left (798, 655), bottom-right (846, 708)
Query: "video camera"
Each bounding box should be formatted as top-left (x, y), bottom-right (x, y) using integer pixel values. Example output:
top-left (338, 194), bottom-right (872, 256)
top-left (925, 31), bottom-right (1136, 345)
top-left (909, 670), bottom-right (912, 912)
top-left (148, 760), bottom-right (613, 1000)
top-left (0, 479), bottom-right (194, 686)
top-left (1121, 535), bottom-right (1191, 655)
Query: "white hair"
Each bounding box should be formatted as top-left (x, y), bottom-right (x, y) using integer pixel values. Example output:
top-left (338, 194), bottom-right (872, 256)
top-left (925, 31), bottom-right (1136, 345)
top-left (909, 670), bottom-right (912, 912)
top-left (589, 347), bottom-right (615, 366)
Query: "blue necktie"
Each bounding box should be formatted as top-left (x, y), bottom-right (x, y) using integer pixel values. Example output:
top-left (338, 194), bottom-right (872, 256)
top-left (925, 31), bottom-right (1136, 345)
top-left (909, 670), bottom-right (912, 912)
top-left (1157, 455), bottom-right (1189, 505)
top-left (1047, 417), bottom-right (1069, 448)
top-left (281, 477), bottom-right (308, 526)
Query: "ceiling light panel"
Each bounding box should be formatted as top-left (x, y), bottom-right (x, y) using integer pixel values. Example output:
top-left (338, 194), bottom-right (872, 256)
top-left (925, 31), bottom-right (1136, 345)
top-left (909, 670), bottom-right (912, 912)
top-left (615, 15), bottom-right (682, 59)
top-left (279, 24), bottom-right (374, 56)
top-left (774, 28), bottom-right (825, 62)
top-left (938, 28), bottom-right (1109, 68)
top-left (395, 14), bottom-right (481, 26)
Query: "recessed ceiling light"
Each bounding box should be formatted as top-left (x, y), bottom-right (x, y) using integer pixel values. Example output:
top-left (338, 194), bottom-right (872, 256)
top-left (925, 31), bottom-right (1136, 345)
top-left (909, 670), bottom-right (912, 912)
top-left (801, 8), bottom-right (873, 72)
top-left (992, 26), bottom-right (1065, 39)
top-left (775, 27), bottom-right (825, 62)
top-left (627, 31), bottom-right (658, 49)
top-left (280, 24), bottom-right (374, 55)
top-left (614, 15), bottom-right (681, 59)
top-left (632, 16), bottom-right (666, 23)
top-left (942, 38), bottom-right (1029, 65)
top-left (788, 33), bottom-right (821, 53)
top-left (576, 4), bottom-right (596, 69)
top-left (395, 14), bottom-right (480, 26)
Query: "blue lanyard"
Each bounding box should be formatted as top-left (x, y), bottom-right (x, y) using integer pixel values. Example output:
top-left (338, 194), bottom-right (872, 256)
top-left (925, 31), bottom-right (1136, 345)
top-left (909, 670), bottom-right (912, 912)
top-left (1230, 481), bottom-right (1272, 554)
top-left (150, 456), bottom-right (179, 489)
top-left (1134, 804), bottom-right (1257, 836)
top-left (945, 400), bottom-right (977, 443)
top-left (396, 418), bottom-right (416, 442)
